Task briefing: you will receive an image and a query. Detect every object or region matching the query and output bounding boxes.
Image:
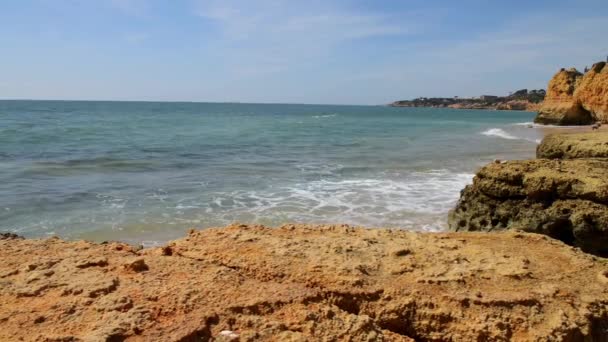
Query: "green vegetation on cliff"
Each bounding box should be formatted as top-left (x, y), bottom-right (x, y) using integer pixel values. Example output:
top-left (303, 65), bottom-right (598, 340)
top-left (391, 89), bottom-right (545, 111)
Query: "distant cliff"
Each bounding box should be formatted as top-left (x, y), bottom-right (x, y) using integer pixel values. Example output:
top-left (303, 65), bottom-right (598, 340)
top-left (390, 89), bottom-right (545, 112)
top-left (535, 62), bottom-right (608, 125)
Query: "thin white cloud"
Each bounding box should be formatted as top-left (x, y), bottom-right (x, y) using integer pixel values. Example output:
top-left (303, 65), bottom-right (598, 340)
top-left (193, 0), bottom-right (417, 78)
top-left (6, 1), bottom-right (608, 104)
top-left (196, 0), bottom-right (412, 41)
top-left (342, 13), bottom-right (608, 103)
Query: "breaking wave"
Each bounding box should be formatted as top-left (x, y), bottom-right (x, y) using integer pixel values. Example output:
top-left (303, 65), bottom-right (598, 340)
top-left (481, 128), bottom-right (518, 140)
top-left (312, 114), bottom-right (337, 119)
top-left (181, 170), bottom-right (475, 231)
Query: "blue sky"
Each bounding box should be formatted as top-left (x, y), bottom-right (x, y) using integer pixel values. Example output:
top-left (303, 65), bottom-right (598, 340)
top-left (1, 0), bottom-right (607, 104)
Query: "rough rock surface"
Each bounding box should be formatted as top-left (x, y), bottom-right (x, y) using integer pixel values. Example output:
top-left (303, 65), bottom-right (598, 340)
top-left (448, 159), bottom-right (608, 256)
top-left (575, 62), bottom-right (608, 123)
top-left (391, 89), bottom-right (545, 111)
top-left (535, 68), bottom-right (592, 125)
top-left (448, 100), bottom-right (541, 111)
top-left (2, 224), bottom-right (608, 341)
top-left (495, 100), bottom-right (542, 112)
top-left (537, 131), bottom-right (608, 159)
top-left (392, 98), bottom-right (542, 111)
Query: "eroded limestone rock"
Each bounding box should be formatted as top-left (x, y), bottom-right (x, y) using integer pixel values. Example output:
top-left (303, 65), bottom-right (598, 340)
top-left (535, 68), bottom-right (592, 125)
top-left (575, 62), bottom-right (608, 123)
top-left (449, 159), bottom-right (608, 256)
top-left (1, 224), bottom-right (608, 341)
top-left (537, 131), bottom-right (608, 159)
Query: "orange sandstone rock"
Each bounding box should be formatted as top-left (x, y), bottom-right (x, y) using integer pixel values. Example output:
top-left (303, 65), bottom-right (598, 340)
top-left (535, 68), bottom-right (592, 125)
top-left (1, 225), bottom-right (608, 341)
top-left (575, 62), bottom-right (608, 123)
top-left (535, 62), bottom-right (608, 125)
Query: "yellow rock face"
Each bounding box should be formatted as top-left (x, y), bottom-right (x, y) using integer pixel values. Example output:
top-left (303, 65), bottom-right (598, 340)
top-left (535, 62), bottom-right (608, 124)
top-left (575, 62), bottom-right (608, 122)
top-left (537, 131), bottom-right (608, 159)
top-left (535, 68), bottom-right (592, 125)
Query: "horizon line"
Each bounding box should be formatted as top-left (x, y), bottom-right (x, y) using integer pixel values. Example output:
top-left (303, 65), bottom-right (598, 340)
top-left (0, 98), bottom-right (388, 107)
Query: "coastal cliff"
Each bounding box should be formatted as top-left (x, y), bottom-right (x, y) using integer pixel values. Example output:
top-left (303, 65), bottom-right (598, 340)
top-left (535, 69), bottom-right (591, 125)
top-left (535, 62), bottom-right (608, 125)
top-left (2, 225), bottom-right (608, 341)
top-left (575, 62), bottom-right (608, 122)
top-left (449, 131), bottom-right (608, 257)
top-left (391, 89), bottom-right (545, 111)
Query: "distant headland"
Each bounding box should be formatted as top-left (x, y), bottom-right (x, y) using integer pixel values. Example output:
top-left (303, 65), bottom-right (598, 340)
top-left (390, 89), bottom-right (546, 111)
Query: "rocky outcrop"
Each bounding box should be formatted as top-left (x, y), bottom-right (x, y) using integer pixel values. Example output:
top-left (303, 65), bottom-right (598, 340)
top-left (449, 130), bottom-right (608, 256)
top-left (575, 62), bottom-right (608, 122)
top-left (495, 100), bottom-right (542, 112)
top-left (535, 68), bottom-right (592, 125)
top-left (535, 62), bottom-right (608, 125)
top-left (449, 160), bottom-right (608, 256)
top-left (537, 131), bottom-right (608, 159)
top-left (1, 224), bottom-right (608, 341)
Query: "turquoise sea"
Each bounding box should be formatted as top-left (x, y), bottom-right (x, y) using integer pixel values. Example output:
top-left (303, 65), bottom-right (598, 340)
top-left (0, 100), bottom-right (553, 245)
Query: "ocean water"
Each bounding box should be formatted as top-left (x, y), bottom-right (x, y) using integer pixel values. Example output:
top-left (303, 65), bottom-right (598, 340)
top-left (0, 100), bottom-right (554, 245)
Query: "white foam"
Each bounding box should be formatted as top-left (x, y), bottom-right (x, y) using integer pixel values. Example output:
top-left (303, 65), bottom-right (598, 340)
top-left (175, 204), bottom-right (200, 210)
top-left (16, 170), bottom-right (476, 240)
top-left (512, 122), bottom-right (536, 126)
top-left (140, 240), bottom-right (163, 248)
top-left (513, 122), bottom-right (593, 128)
top-left (312, 114), bottom-right (337, 119)
top-left (482, 127), bottom-right (544, 144)
top-left (481, 128), bottom-right (518, 140)
top-left (194, 170), bottom-right (474, 229)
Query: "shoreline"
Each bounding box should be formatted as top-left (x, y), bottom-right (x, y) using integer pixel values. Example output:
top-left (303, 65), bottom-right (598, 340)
top-left (3, 100), bottom-right (608, 339)
top-left (9, 122), bottom-right (600, 246)
top-left (5, 122), bottom-right (602, 246)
